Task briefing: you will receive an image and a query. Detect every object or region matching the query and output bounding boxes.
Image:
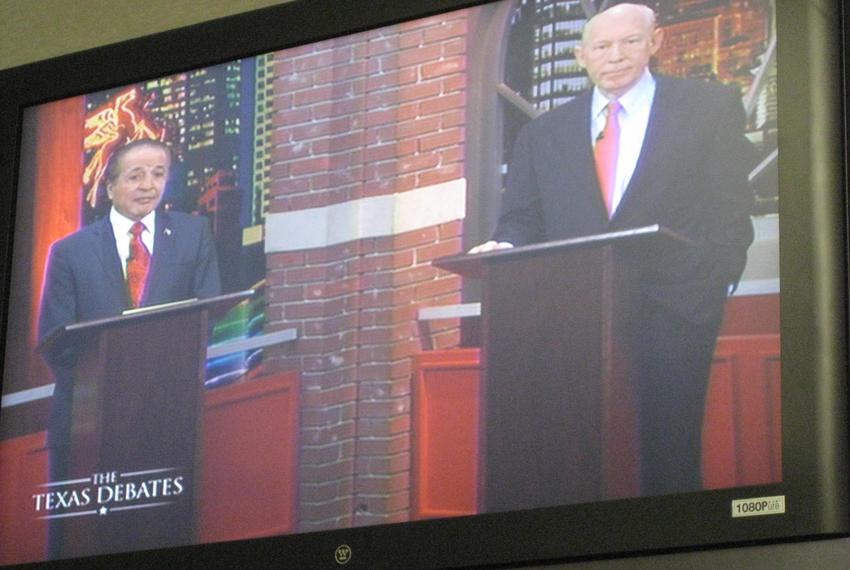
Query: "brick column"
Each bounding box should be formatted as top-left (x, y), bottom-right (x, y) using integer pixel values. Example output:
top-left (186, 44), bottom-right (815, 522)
top-left (263, 9), bottom-right (471, 531)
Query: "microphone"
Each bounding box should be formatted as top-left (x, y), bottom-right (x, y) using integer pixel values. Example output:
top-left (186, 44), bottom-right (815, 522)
top-left (596, 130), bottom-right (605, 142)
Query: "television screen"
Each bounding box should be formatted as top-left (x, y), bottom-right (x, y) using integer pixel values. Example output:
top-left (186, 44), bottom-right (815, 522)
top-left (0, 0), bottom-right (847, 567)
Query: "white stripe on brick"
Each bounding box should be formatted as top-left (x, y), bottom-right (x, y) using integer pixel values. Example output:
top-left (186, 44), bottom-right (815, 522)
top-left (265, 179), bottom-right (466, 253)
top-left (419, 303), bottom-right (481, 320)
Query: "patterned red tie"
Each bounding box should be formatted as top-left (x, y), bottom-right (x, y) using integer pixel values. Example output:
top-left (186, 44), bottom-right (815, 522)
top-left (594, 100), bottom-right (621, 217)
top-left (127, 221), bottom-right (150, 308)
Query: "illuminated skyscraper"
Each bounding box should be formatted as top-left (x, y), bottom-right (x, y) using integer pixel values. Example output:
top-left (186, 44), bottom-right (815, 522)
top-left (144, 73), bottom-right (189, 155)
top-left (244, 51), bottom-right (275, 247)
top-left (654, 0), bottom-right (769, 92)
top-left (529, 0), bottom-right (588, 111)
top-left (183, 60), bottom-right (255, 212)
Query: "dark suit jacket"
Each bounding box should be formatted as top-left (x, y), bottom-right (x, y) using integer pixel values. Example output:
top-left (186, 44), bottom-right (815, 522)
top-left (39, 210), bottom-right (221, 446)
top-left (493, 76), bottom-right (755, 324)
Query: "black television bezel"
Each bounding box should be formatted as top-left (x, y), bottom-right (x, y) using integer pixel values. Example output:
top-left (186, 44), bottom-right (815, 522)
top-left (0, 0), bottom-right (848, 568)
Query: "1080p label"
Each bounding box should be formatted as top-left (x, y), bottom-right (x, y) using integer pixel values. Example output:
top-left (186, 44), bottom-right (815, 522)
top-left (731, 495), bottom-right (785, 518)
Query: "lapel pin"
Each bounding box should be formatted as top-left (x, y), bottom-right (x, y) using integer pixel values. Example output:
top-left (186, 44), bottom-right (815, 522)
top-left (164, 228), bottom-right (172, 236)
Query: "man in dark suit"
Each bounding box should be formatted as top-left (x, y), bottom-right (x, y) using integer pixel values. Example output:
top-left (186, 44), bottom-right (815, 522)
top-left (38, 139), bottom-right (220, 558)
top-left (471, 3), bottom-right (754, 496)
top-left (38, 138), bottom-right (220, 481)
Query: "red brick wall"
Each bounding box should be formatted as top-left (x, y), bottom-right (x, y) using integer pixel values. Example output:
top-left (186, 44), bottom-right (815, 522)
top-left (264, 9), bottom-right (471, 531)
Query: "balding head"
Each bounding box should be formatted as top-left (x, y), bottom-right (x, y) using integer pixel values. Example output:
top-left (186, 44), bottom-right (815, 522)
top-left (575, 3), bottom-right (663, 98)
top-left (583, 3), bottom-right (656, 43)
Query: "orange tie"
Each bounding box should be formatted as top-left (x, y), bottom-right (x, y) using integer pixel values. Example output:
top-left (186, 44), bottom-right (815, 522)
top-left (594, 100), bottom-right (621, 217)
top-left (127, 221), bottom-right (150, 308)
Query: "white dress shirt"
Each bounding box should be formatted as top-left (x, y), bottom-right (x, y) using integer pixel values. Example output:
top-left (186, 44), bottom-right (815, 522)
top-left (109, 208), bottom-right (156, 278)
top-left (590, 70), bottom-right (656, 216)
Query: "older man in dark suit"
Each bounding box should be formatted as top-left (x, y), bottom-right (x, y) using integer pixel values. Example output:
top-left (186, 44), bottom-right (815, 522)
top-left (38, 138), bottom-right (220, 557)
top-left (471, 3), bottom-right (754, 496)
top-left (40, 138), bottom-right (221, 446)
top-left (39, 139), bottom-right (220, 447)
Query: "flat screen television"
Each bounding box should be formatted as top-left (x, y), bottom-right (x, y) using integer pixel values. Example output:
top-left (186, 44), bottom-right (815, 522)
top-left (0, 0), bottom-right (848, 568)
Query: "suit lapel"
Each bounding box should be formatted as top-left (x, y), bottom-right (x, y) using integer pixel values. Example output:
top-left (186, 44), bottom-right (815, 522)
top-left (91, 217), bottom-right (129, 305)
top-left (554, 93), bottom-right (610, 222)
top-left (144, 211), bottom-right (175, 305)
top-left (611, 77), bottom-right (679, 223)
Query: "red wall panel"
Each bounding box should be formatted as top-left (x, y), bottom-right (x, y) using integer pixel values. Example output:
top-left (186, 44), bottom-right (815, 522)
top-left (198, 371), bottom-right (300, 542)
top-left (0, 371), bottom-right (300, 563)
top-left (410, 299), bottom-right (781, 513)
top-left (411, 349), bottom-right (479, 519)
top-left (703, 335), bottom-right (781, 488)
top-left (0, 431), bottom-right (49, 566)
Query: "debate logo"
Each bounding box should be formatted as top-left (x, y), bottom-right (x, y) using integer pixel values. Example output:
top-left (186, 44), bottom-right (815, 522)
top-left (32, 467), bottom-right (185, 519)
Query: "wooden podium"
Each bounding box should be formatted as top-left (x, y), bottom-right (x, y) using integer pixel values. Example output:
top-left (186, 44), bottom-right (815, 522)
top-left (434, 226), bottom-right (686, 512)
top-left (37, 290), bottom-right (251, 558)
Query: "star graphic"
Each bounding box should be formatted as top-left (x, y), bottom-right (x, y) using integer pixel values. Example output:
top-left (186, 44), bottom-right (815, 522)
top-left (98, 506), bottom-right (108, 516)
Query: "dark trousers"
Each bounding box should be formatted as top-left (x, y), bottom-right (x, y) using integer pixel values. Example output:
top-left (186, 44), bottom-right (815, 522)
top-left (46, 444), bottom-right (69, 560)
top-left (635, 297), bottom-right (723, 496)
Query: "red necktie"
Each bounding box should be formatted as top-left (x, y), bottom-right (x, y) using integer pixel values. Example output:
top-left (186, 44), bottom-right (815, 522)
top-left (127, 221), bottom-right (150, 308)
top-left (594, 100), bottom-right (621, 217)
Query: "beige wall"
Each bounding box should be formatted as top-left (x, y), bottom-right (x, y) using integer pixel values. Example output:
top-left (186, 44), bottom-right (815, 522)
top-left (0, 0), bottom-right (288, 71)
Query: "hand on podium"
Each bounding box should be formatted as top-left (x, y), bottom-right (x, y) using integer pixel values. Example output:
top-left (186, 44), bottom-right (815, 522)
top-left (468, 240), bottom-right (514, 254)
